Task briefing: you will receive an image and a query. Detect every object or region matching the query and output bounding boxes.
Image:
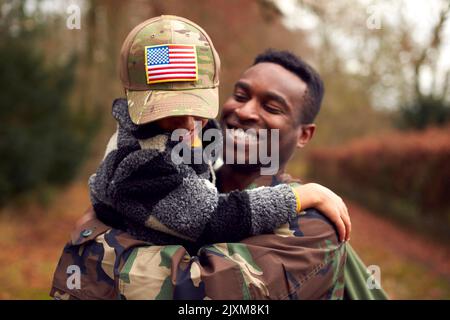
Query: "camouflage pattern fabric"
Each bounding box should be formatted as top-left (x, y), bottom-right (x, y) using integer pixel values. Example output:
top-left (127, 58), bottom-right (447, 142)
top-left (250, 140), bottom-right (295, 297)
top-left (50, 174), bottom-right (347, 300)
top-left (121, 15), bottom-right (220, 91)
top-left (120, 15), bottom-right (220, 124)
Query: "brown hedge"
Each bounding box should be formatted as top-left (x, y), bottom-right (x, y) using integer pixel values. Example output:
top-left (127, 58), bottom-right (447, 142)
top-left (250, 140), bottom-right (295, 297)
top-left (307, 126), bottom-right (450, 233)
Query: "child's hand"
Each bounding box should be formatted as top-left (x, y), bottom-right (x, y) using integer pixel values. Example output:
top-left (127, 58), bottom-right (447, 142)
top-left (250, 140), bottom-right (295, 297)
top-left (293, 183), bottom-right (351, 242)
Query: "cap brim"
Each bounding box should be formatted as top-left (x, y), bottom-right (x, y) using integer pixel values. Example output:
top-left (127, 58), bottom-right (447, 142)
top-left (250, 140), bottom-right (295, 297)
top-left (126, 87), bottom-right (219, 125)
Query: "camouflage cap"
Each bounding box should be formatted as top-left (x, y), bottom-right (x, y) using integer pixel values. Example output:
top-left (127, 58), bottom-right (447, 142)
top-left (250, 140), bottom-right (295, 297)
top-left (119, 15), bottom-right (221, 125)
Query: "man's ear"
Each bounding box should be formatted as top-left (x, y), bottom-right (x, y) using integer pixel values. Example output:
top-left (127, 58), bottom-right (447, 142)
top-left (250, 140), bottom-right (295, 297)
top-left (296, 124), bottom-right (316, 148)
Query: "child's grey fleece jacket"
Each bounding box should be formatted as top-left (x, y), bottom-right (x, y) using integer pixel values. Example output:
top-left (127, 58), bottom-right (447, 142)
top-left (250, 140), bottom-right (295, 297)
top-left (89, 98), bottom-right (299, 245)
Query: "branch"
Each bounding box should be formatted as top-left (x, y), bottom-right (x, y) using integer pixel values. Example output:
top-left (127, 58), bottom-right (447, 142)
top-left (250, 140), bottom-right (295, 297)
top-left (414, 3), bottom-right (450, 99)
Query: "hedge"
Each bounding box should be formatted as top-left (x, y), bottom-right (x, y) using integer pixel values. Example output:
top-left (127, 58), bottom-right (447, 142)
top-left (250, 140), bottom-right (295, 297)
top-left (307, 125), bottom-right (450, 239)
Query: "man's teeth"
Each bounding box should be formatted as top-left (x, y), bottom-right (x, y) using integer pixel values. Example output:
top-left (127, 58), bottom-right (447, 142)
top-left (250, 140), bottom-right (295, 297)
top-left (231, 129), bottom-right (258, 143)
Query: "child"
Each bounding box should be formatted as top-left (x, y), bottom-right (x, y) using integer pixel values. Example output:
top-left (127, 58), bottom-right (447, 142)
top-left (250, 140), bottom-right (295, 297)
top-left (89, 98), bottom-right (349, 247)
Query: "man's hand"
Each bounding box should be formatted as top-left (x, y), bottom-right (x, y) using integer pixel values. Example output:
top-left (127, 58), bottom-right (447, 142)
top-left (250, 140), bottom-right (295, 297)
top-left (293, 183), bottom-right (351, 242)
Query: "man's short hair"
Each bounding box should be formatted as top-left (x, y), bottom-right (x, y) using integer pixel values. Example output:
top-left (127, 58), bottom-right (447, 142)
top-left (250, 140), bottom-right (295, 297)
top-left (253, 49), bottom-right (324, 124)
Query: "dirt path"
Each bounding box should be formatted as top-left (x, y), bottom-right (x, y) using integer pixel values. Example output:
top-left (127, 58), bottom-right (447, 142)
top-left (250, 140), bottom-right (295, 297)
top-left (347, 201), bottom-right (450, 299)
top-left (0, 182), bottom-right (448, 299)
top-left (0, 182), bottom-right (90, 299)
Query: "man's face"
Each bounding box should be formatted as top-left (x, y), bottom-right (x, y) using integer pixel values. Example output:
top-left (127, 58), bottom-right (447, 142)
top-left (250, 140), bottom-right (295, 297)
top-left (220, 62), bottom-right (314, 169)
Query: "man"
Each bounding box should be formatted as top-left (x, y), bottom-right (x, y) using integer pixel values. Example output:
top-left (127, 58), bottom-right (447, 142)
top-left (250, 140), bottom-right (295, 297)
top-left (215, 49), bottom-right (386, 299)
top-left (50, 16), bottom-right (386, 300)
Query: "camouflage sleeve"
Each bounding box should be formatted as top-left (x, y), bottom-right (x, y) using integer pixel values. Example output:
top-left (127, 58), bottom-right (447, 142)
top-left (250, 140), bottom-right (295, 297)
top-left (117, 208), bottom-right (346, 300)
top-left (50, 207), bottom-right (345, 300)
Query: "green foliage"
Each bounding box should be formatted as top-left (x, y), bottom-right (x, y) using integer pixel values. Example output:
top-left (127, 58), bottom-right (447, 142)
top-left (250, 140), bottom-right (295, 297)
top-left (397, 97), bottom-right (450, 130)
top-left (0, 27), bottom-right (99, 207)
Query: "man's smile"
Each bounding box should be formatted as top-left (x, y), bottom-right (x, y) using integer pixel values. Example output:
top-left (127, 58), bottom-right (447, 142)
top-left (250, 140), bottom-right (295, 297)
top-left (223, 122), bottom-right (262, 146)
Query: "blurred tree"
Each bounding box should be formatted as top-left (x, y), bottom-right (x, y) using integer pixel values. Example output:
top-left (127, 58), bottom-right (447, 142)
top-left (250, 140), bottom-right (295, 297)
top-left (397, 97), bottom-right (450, 130)
top-left (397, 3), bottom-right (450, 130)
top-left (0, 0), bottom-right (99, 206)
top-left (273, 0), bottom-right (450, 143)
top-left (275, 0), bottom-right (396, 147)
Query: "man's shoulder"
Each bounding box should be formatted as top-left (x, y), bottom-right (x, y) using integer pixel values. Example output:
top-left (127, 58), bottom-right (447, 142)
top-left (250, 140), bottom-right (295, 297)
top-left (274, 173), bottom-right (339, 241)
top-left (235, 206), bottom-right (345, 299)
top-left (50, 208), bottom-right (149, 300)
top-left (299, 207), bottom-right (339, 239)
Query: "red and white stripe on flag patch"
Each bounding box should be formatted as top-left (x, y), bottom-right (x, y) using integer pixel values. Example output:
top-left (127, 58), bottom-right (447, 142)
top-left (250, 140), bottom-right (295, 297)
top-left (144, 44), bottom-right (198, 84)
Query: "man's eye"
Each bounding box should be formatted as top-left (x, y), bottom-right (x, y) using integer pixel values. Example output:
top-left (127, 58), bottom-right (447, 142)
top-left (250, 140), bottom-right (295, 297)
top-left (264, 104), bottom-right (282, 114)
top-left (233, 93), bottom-right (248, 102)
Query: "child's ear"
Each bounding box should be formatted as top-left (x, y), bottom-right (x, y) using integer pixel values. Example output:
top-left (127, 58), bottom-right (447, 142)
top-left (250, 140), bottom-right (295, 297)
top-left (296, 124), bottom-right (316, 148)
top-left (200, 118), bottom-right (208, 128)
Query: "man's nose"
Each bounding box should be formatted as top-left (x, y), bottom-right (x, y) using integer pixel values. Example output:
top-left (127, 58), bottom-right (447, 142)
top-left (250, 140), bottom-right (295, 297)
top-left (234, 99), bottom-right (259, 122)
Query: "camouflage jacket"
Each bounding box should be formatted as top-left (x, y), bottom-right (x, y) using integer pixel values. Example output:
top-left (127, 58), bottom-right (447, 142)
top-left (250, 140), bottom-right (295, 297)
top-left (50, 174), bottom-right (347, 300)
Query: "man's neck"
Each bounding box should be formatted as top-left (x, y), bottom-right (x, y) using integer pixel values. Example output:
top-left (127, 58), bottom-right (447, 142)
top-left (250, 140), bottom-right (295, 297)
top-left (216, 164), bottom-right (286, 192)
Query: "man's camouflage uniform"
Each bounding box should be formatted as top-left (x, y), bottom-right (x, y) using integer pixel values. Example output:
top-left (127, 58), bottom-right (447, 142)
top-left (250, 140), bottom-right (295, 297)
top-left (50, 174), bottom-right (347, 300)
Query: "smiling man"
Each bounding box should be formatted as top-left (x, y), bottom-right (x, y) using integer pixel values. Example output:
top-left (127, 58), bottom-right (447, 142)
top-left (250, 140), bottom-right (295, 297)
top-left (216, 50), bottom-right (387, 300)
top-left (50, 46), bottom-right (386, 300)
top-left (218, 51), bottom-right (319, 191)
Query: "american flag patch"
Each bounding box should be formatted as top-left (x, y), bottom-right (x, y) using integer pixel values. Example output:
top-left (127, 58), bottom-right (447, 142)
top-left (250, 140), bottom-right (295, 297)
top-left (145, 44), bottom-right (198, 84)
